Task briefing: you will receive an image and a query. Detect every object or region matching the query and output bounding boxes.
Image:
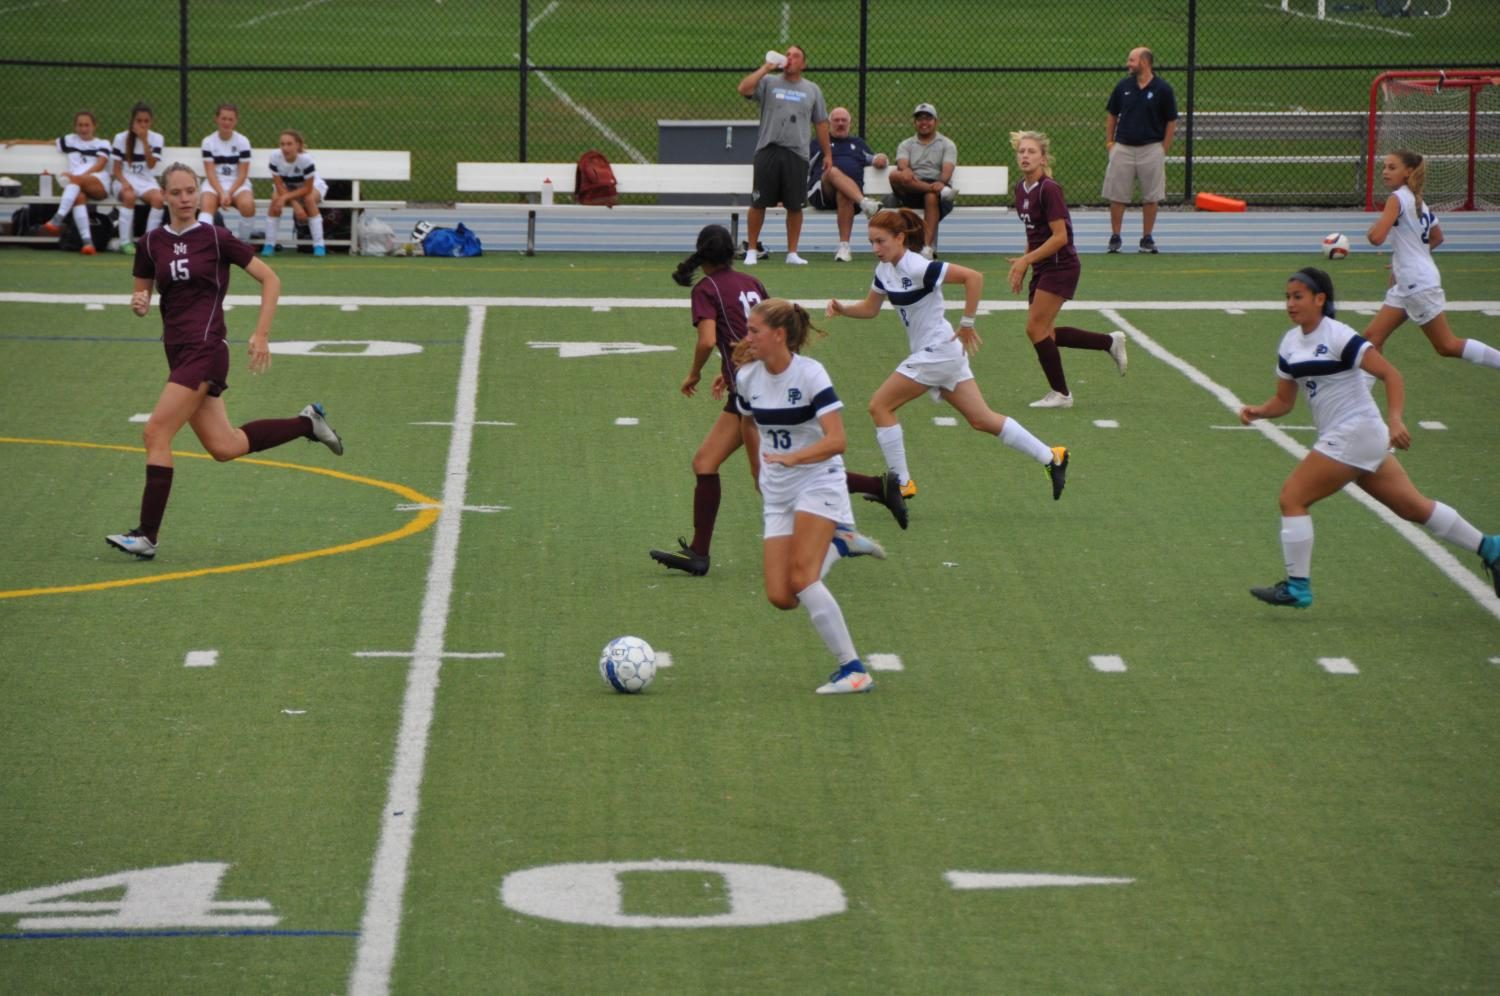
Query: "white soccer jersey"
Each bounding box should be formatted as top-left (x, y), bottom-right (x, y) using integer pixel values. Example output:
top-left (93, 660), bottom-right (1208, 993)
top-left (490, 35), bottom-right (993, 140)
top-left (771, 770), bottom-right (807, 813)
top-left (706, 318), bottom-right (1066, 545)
top-left (872, 251), bottom-right (961, 359)
top-left (57, 133), bottom-right (111, 173)
top-left (269, 150), bottom-right (317, 188)
top-left (1276, 317), bottom-right (1381, 434)
top-left (111, 129), bottom-right (164, 178)
top-left (1387, 185), bottom-right (1441, 295)
top-left (201, 130), bottom-right (253, 183)
top-left (735, 354), bottom-right (847, 507)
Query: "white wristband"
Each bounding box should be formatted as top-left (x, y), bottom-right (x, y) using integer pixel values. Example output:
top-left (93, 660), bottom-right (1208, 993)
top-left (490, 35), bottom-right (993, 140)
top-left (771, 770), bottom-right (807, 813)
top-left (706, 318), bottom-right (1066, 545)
top-left (959, 316), bottom-right (976, 328)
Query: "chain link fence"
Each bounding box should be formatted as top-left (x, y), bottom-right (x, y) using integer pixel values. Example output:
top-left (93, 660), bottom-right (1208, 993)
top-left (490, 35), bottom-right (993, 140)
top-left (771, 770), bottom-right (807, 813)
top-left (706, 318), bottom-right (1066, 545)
top-left (4, 1), bottom-right (1495, 207)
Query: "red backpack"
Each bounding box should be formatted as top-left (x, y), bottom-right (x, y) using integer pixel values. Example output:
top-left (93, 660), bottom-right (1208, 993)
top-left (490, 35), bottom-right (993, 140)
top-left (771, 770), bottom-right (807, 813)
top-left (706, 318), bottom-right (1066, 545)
top-left (575, 150), bottom-right (618, 206)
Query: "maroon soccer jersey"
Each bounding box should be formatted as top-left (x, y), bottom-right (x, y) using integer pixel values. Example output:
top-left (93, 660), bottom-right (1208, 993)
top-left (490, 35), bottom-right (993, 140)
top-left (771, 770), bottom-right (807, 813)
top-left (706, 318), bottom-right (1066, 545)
top-left (690, 269), bottom-right (768, 382)
top-left (133, 223), bottom-right (255, 345)
top-left (1015, 177), bottom-right (1079, 271)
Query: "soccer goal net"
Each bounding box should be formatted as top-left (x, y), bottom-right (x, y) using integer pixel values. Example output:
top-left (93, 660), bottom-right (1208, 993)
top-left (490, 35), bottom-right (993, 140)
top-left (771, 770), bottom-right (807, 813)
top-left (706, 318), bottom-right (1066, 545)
top-left (1368, 70), bottom-right (1500, 211)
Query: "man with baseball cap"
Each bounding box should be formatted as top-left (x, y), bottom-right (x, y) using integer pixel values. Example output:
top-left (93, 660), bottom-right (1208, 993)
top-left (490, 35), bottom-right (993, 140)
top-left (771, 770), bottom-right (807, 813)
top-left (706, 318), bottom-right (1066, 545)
top-left (887, 102), bottom-right (958, 258)
top-left (737, 45), bottom-right (832, 266)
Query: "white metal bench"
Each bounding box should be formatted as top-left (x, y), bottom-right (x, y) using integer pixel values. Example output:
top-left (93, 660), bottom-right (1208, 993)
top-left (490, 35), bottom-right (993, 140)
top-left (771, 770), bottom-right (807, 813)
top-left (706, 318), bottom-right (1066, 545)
top-left (455, 161), bottom-right (1009, 255)
top-left (0, 143), bottom-right (410, 252)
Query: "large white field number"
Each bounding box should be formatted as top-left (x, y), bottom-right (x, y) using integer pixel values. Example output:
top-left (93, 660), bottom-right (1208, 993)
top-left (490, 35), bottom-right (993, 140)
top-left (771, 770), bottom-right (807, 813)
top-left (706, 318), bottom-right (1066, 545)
top-left (527, 341), bottom-right (677, 358)
top-left (270, 340), bottom-right (423, 356)
top-left (0, 863), bottom-right (277, 930)
top-left (500, 861), bottom-right (845, 928)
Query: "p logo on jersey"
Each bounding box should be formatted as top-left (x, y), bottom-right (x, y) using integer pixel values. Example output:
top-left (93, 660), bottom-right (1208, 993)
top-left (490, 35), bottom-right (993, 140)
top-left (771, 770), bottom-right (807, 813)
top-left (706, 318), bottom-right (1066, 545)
top-left (787, 388), bottom-right (802, 403)
top-left (1315, 344), bottom-right (1329, 356)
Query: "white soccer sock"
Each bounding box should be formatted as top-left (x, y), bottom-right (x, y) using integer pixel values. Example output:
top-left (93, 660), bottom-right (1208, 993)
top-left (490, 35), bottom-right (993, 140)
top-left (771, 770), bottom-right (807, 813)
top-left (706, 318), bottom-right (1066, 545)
top-left (117, 208), bottom-right (132, 240)
top-left (875, 424), bottom-right (911, 485)
top-left (197, 210), bottom-right (214, 225)
top-left (1281, 514), bottom-right (1314, 579)
top-left (237, 215), bottom-right (254, 241)
top-left (145, 207), bottom-right (163, 233)
top-left (56, 183), bottom-right (81, 217)
top-left (1423, 501), bottom-right (1482, 552)
top-left (71, 205), bottom-right (92, 246)
top-left (308, 215), bottom-right (325, 247)
top-left (998, 416), bottom-right (1054, 464)
top-left (820, 543), bottom-right (840, 580)
top-left (1461, 339), bottom-right (1500, 369)
top-left (264, 215), bottom-right (280, 246)
top-left (796, 580), bottom-right (857, 665)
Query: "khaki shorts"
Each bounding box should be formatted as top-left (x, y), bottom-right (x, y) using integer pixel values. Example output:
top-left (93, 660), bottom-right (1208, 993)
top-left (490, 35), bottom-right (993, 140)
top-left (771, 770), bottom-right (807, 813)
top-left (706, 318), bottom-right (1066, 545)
top-left (1103, 142), bottom-right (1166, 204)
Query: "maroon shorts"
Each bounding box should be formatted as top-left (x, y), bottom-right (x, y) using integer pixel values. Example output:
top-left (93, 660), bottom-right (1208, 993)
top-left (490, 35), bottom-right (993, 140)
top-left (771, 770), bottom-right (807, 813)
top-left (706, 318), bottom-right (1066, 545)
top-left (1028, 262), bottom-right (1081, 304)
top-left (164, 338), bottom-right (230, 397)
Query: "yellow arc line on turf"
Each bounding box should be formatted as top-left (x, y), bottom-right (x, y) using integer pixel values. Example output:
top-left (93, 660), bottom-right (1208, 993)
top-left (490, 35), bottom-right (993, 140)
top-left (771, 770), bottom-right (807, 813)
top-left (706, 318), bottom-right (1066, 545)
top-left (0, 437), bottom-right (441, 600)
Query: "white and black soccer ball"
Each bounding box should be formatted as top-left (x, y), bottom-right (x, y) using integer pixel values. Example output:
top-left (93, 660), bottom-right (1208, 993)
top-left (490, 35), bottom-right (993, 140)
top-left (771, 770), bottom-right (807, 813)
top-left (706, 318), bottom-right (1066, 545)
top-left (1321, 232), bottom-right (1350, 260)
top-left (599, 636), bottom-right (656, 693)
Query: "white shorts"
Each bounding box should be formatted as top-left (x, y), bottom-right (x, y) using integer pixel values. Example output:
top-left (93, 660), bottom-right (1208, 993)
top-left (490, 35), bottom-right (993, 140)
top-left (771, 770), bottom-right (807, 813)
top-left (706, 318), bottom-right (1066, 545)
top-left (762, 484), bottom-right (853, 539)
top-left (896, 347), bottom-right (973, 400)
top-left (1383, 285), bottom-right (1445, 327)
top-left (1313, 416), bottom-right (1390, 473)
top-left (211, 180), bottom-right (253, 201)
top-left (111, 171), bottom-right (160, 199)
top-left (1102, 142), bottom-right (1167, 204)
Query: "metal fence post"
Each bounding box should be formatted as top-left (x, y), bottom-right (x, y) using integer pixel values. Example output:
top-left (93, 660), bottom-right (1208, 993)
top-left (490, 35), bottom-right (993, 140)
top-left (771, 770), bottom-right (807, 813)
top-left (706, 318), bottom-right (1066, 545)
top-left (179, 0), bottom-right (190, 145)
top-left (519, 0), bottom-right (529, 161)
top-left (1183, 0), bottom-right (1197, 204)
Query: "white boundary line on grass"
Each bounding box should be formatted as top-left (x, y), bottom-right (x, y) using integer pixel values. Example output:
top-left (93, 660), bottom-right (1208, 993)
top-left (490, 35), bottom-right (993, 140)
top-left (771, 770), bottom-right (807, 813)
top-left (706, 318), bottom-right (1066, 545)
top-left (348, 305), bottom-right (486, 996)
top-left (1102, 308), bottom-right (1500, 623)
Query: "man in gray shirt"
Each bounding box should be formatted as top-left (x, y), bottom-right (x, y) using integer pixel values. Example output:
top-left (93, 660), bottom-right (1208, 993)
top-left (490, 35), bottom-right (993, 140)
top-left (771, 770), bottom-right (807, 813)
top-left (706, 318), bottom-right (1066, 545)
top-left (737, 45), bottom-right (832, 266)
top-left (888, 102), bottom-right (958, 258)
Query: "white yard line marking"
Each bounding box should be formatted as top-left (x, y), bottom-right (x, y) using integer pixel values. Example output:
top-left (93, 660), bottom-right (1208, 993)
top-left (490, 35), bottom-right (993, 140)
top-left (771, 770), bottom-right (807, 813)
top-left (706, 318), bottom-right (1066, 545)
top-left (85, 303), bottom-right (104, 311)
top-left (614, 417), bottom-right (639, 426)
top-left (395, 502), bottom-right (508, 513)
top-left (513, 56), bottom-right (650, 164)
top-left (238, 0), bottom-right (333, 28)
top-left (526, 0), bottom-right (560, 31)
top-left (1090, 654), bottom-right (1127, 673)
top-left (933, 416), bottom-right (958, 426)
top-left (1318, 657), bottom-right (1360, 675)
top-left (654, 651), bottom-right (674, 668)
top-left (409, 420), bottom-right (515, 427)
top-left (1224, 308), bottom-right (1245, 315)
top-left (341, 304), bottom-right (360, 312)
top-left (1093, 419), bottom-right (1119, 428)
top-left (780, 2), bottom-right (791, 45)
top-left (354, 651), bottom-right (506, 660)
top-left (1105, 309), bottom-right (1500, 622)
top-left (184, 649), bottom-right (219, 668)
top-left (946, 872), bottom-right (1134, 889)
top-left (1211, 424), bottom-right (1316, 431)
top-left (349, 305), bottom-right (486, 996)
top-left (9, 294), bottom-right (1500, 312)
top-left (1418, 420), bottom-right (1447, 430)
top-left (129, 413), bottom-right (151, 423)
top-left (1263, 2), bottom-right (1412, 36)
top-left (867, 653), bottom-right (904, 671)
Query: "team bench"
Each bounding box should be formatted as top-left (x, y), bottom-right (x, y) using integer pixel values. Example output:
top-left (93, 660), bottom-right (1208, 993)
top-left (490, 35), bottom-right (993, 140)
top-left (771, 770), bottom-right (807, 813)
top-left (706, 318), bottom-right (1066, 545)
top-left (455, 162), bottom-right (1010, 255)
top-left (0, 143), bottom-right (410, 252)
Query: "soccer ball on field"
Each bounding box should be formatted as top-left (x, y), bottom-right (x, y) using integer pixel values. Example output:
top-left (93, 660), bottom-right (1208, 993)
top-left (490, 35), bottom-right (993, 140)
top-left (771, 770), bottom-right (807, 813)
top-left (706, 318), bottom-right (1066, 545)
top-left (1321, 232), bottom-right (1351, 259)
top-left (599, 636), bottom-right (657, 693)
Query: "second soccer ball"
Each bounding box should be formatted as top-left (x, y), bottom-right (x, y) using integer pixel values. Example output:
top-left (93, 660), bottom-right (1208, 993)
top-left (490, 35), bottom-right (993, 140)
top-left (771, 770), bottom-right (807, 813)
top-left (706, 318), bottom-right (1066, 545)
top-left (1321, 232), bottom-right (1350, 260)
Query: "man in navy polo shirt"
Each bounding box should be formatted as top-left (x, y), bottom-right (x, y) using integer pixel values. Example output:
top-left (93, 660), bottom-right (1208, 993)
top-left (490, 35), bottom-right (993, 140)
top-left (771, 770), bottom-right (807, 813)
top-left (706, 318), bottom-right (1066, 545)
top-left (807, 106), bottom-right (887, 262)
top-left (1103, 46), bottom-right (1177, 254)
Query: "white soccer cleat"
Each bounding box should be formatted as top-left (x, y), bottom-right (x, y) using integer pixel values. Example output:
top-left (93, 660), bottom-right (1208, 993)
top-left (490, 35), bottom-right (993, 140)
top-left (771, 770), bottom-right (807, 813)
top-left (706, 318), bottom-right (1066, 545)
top-left (785, 252), bottom-right (808, 265)
top-left (816, 660), bottom-right (875, 695)
top-left (1029, 390), bottom-right (1074, 409)
top-left (940, 184), bottom-right (957, 202)
top-left (834, 241), bottom-right (853, 262)
top-left (860, 197), bottom-right (882, 219)
top-left (743, 248), bottom-right (758, 266)
top-left (106, 531), bottom-right (157, 560)
top-left (300, 403), bottom-right (345, 456)
top-left (834, 526), bottom-right (886, 560)
top-left (919, 246), bottom-right (935, 261)
top-left (1108, 331), bottom-right (1129, 376)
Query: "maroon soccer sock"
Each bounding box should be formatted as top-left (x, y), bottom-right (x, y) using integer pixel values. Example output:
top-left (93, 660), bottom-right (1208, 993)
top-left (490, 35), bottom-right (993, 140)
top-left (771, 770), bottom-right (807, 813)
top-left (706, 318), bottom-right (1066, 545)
top-left (844, 471), bottom-right (882, 497)
top-left (690, 473), bottom-right (721, 556)
top-left (139, 464), bottom-right (174, 544)
top-left (240, 416), bottom-right (313, 453)
top-left (1055, 326), bottom-right (1114, 351)
top-left (1032, 339), bottom-right (1070, 395)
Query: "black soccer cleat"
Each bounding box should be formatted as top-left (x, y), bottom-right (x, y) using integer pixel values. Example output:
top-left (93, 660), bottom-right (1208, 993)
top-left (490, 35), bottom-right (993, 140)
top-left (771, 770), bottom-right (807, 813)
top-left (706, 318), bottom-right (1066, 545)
top-left (1047, 446), bottom-right (1069, 501)
top-left (650, 538), bottom-right (709, 577)
top-left (862, 470), bottom-right (909, 530)
top-left (1249, 578), bottom-right (1312, 609)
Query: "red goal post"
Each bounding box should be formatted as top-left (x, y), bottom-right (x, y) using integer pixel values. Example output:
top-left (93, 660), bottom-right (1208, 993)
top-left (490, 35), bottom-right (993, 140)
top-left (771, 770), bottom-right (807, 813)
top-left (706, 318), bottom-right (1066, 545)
top-left (1367, 70), bottom-right (1500, 211)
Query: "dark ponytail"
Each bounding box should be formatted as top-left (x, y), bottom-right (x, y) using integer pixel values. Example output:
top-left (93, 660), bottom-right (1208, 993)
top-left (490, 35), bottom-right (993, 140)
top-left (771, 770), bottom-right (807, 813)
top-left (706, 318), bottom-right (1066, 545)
top-left (672, 223), bottom-right (735, 287)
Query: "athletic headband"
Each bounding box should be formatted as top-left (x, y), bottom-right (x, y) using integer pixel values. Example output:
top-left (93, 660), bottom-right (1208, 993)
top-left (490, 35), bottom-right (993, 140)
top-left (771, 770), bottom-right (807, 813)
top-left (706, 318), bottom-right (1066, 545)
top-left (1288, 269), bottom-right (1336, 318)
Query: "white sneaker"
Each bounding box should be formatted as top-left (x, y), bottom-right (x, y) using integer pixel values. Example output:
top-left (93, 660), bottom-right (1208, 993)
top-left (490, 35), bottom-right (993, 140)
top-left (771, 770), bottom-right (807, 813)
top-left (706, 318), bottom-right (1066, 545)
top-left (743, 249), bottom-right (758, 266)
top-left (919, 245), bottom-right (935, 261)
top-left (834, 526), bottom-right (886, 560)
top-left (1029, 390), bottom-right (1074, 409)
top-left (785, 252), bottom-right (808, 265)
top-left (1108, 331), bottom-right (1129, 376)
top-left (860, 197), bottom-right (882, 218)
top-left (834, 242), bottom-right (852, 262)
top-left (940, 185), bottom-right (957, 202)
top-left (106, 531), bottom-right (157, 560)
top-left (300, 402), bottom-right (345, 455)
top-left (815, 661), bottom-right (875, 695)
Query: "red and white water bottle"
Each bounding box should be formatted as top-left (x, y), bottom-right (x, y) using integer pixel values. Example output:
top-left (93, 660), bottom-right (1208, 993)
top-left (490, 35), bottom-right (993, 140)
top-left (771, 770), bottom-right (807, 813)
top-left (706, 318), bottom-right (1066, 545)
top-left (540, 177), bottom-right (554, 205)
top-left (39, 171), bottom-right (53, 197)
